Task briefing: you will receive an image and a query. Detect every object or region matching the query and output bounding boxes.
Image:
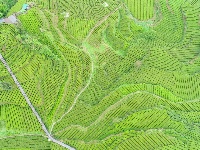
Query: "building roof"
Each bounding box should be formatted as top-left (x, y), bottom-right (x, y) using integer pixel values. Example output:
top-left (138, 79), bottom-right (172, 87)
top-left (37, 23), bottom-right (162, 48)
top-left (22, 4), bottom-right (29, 10)
top-left (4, 15), bottom-right (17, 24)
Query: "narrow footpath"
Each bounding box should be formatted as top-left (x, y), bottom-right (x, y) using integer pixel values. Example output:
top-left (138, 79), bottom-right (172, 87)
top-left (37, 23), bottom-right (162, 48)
top-left (0, 53), bottom-right (75, 150)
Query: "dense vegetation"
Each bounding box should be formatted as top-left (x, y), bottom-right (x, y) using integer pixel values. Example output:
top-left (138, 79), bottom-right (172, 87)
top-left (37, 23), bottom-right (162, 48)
top-left (0, 0), bottom-right (17, 18)
top-left (0, 0), bottom-right (200, 149)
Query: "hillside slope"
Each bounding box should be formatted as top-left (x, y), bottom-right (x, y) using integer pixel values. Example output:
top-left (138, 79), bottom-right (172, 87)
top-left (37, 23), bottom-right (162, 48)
top-left (0, 0), bottom-right (200, 149)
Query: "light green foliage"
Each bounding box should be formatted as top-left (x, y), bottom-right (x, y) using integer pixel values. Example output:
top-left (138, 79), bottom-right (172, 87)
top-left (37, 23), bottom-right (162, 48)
top-left (6, 0), bottom-right (26, 16)
top-left (0, 0), bottom-right (200, 149)
top-left (18, 8), bottom-right (43, 33)
top-left (0, 134), bottom-right (50, 149)
top-left (124, 0), bottom-right (154, 20)
top-left (64, 17), bottom-right (95, 42)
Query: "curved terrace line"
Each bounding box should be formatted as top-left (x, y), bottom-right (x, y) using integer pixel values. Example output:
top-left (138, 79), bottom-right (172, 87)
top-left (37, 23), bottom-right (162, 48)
top-left (0, 53), bottom-right (75, 150)
top-left (50, 5), bottom-right (122, 133)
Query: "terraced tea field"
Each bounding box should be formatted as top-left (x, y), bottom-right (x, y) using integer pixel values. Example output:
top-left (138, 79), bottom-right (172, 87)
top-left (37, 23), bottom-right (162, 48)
top-left (0, 0), bottom-right (200, 149)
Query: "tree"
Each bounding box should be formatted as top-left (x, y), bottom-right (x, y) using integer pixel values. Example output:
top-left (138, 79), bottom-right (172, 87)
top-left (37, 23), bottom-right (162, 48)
top-left (0, 0), bottom-right (17, 18)
top-left (0, 2), bottom-right (8, 18)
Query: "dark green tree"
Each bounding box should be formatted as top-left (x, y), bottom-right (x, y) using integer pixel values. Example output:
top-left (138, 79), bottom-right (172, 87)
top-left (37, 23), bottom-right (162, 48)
top-left (0, 0), bottom-right (17, 18)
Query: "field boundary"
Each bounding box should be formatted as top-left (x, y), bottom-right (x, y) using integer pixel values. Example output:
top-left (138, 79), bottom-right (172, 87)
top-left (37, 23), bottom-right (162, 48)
top-left (0, 53), bottom-right (75, 150)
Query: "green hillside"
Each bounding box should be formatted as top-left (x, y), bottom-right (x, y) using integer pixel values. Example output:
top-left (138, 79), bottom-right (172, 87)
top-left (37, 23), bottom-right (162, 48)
top-left (0, 0), bottom-right (200, 149)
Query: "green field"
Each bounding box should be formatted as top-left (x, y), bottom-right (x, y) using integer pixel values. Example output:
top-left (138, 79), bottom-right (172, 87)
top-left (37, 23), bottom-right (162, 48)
top-left (124, 0), bottom-right (154, 20)
top-left (0, 0), bottom-right (200, 149)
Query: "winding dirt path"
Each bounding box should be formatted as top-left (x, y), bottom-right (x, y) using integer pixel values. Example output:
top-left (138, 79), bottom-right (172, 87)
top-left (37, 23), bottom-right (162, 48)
top-left (0, 53), bottom-right (75, 150)
top-left (50, 46), bottom-right (94, 132)
top-left (50, 5), bottom-right (122, 132)
top-left (54, 90), bottom-right (163, 134)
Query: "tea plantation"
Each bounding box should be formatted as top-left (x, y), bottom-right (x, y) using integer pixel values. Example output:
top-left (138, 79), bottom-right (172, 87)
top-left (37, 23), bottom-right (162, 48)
top-left (0, 0), bottom-right (200, 149)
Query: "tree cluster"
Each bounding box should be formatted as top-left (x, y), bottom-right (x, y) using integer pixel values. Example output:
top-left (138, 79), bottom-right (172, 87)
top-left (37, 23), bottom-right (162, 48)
top-left (0, 0), bottom-right (17, 18)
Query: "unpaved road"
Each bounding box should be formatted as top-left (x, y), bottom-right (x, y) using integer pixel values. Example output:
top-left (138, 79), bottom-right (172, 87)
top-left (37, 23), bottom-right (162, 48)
top-left (0, 53), bottom-right (75, 150)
